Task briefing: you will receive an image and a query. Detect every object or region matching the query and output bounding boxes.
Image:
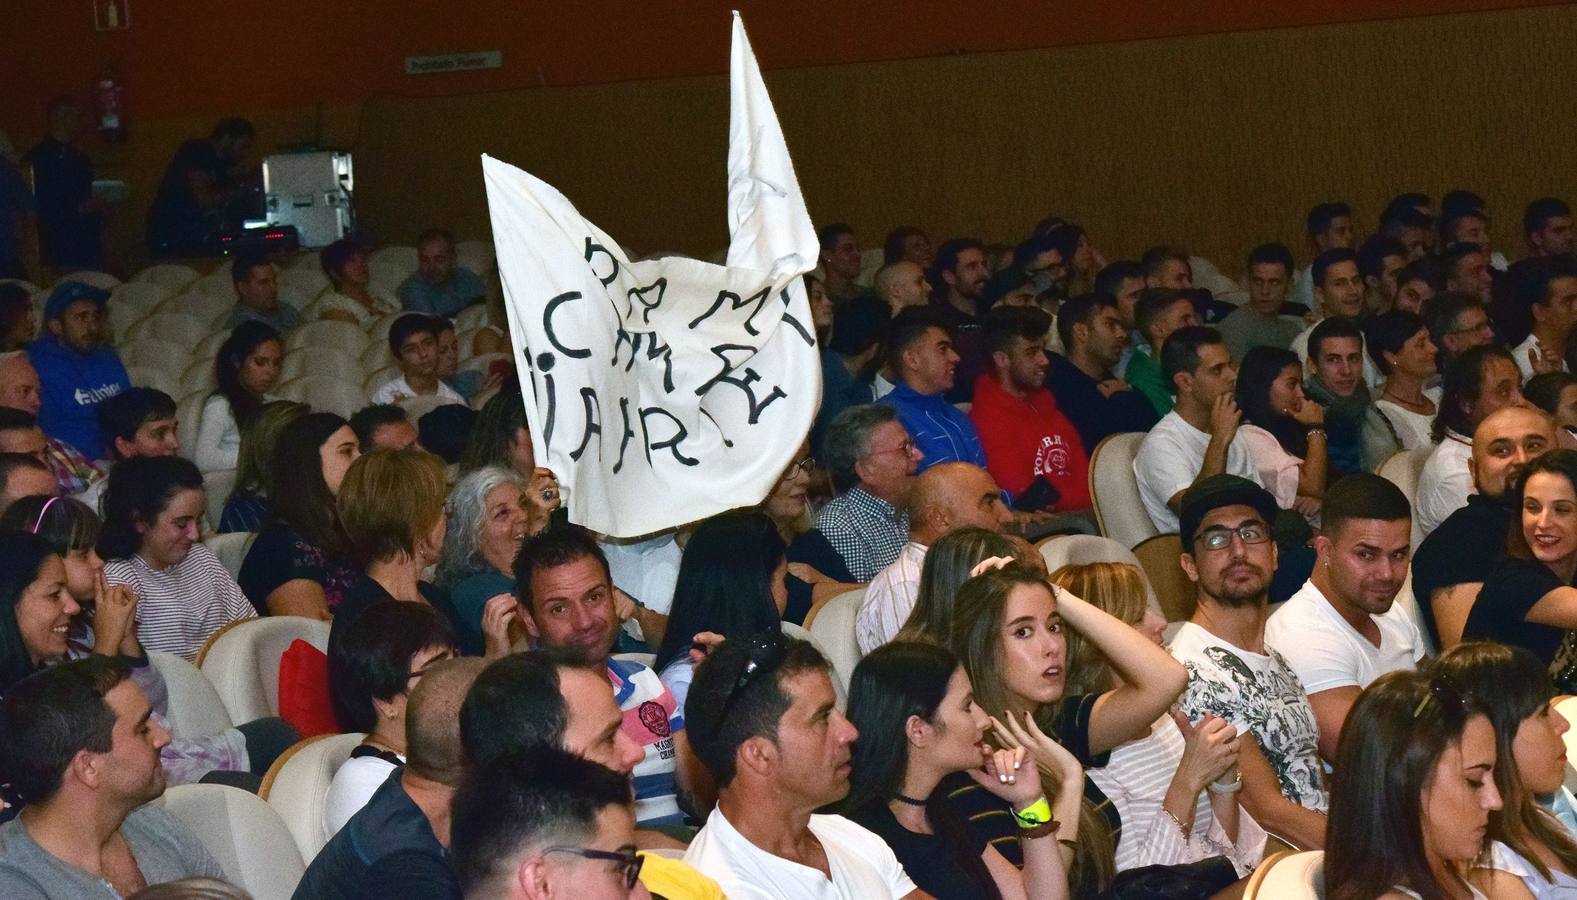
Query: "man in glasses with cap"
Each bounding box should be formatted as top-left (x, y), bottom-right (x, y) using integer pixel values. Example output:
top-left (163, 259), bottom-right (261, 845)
top-left (27, 280), bottom-right (129, 462)
top-left (1169, 474), bottom-right (1328, 851)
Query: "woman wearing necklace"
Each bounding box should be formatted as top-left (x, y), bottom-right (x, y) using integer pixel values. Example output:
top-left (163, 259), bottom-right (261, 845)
top-left (844, 640), bottom-right (1075, 900)
top-left (1361, 310), bottom-right (1441, 470)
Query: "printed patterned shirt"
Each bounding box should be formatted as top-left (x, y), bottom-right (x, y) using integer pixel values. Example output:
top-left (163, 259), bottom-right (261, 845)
top-left (814, 486), bottom-right (909, 582)
top-left (608, 656), bottom-right (686, 826)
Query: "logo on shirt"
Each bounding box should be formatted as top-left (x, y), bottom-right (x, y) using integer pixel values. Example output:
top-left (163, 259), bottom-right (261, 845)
top-left (1034, 435), bottom-right (1072, 479)
top-left (638, 700), bottom-right (671, 738)
top-left (73, 383), bottom-right (124, 407)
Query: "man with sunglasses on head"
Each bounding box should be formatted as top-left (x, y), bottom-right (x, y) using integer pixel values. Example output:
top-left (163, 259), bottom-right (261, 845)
top-left (513, 525), bottom-right (695, 829)
top-left (1169, 474), bottom-right (1327, 852)
top-left (683, 634), bottom-right (925, 899)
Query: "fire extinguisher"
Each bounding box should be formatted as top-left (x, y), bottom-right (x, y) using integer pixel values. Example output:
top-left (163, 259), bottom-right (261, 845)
top-left (93, 69), bottom-right (127, 144)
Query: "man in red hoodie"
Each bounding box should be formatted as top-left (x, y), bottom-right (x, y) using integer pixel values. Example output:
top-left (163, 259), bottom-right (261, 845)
top-left (971, 306), bottom-right (1094, 526)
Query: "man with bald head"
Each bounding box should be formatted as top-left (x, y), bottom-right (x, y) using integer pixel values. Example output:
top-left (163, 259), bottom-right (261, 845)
top-left (854, 461), bottom-right (1012, 652)
top-left (873, 261), bottom-right (929, 315)
top-left (0, 351), bottom-right (101, 495)
top-left (1412, 405), bottom-right (1557, 648)
top-left (293, 656), bottom-right (486, 900)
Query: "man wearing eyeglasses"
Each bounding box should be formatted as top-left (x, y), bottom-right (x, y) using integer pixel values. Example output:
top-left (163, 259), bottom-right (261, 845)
top-left (452, 746), bottom-right (652, 900)
top-left (683, 634), bottom-right (925, 899)
top-left (293, 657), bottom-right (486, 900)
top-left (816, 404), bottom-right (923, 582)
top-left (1265, 474), bottom-right (1425, 763)
top-left (514, 525), bottom-right (694, 829)
top-left (1422, 292), bottom-right (1496, 373)
top-left (1169, 474), bottom-right (1328, 852)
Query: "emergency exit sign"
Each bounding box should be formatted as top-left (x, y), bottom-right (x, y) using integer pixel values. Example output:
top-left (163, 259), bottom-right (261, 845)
top-left (404, 51), bottom-right (503, 75)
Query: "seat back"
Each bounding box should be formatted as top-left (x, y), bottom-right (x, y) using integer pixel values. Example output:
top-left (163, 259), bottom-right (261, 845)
top-left (132, 263), bottom-right (201, 292)
top-left (120, 338), bottom-right (188, 373)
top-left (368, 245), bottom-right (418, 290)
top-left (806, 588), bottom-right (864, 694)
top-left (1377, 447), bottom-right (1432, 550)
top-left (123, 364), bottom-right (182, 399)
top-left (276, 375), bottom-right (365, 419)
top-left (280, 346), bottom-right (364, 382)
top-left (1130, 533), bottom-right (1197, 622)
top-left (454, 303), bottom-right (491, 332)
top-left (398, 394), bottom-right (460, 424)
top-left (146, 651), bottom-right (234, 740)
top-left (159, 783), bottom-right (306, 900)
top-left (202, 469), bottom-right (237, 529)
top-left (180, 357), bottom-right (218, 397)
top-left (1039, 534), bottom-right (1163, 615)
top-left (124, 312), bottom-right (210, 347)
top-left (111, 280), bottom-right (173, 312)
top-left (1088, 432), bottom-right (1158, 549)
top-left (260, 732), bottom-right (366, 862)
top-left (1242, 849), bottom-right (1324, 899)
top-left (286, 319), bottom-right (372, 354)
top-left (781, 622), bottom-right (847, 707)
top-left (156, 292), bottom-right (229, 326)
top-left (198, 617), bottom-right (331, 723)
top-left (176, 389), bottom-right (209, 463)
top-left (202, 530), bottom-right (257, 581)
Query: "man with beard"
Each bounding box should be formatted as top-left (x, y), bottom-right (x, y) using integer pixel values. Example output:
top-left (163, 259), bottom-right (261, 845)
top-left (927, 238), bottom-right (991, 401)
top-left (1413, 406), bottom-right (1556, 647)
top-left (146, 117), bottom-right (256, 259)
top-left (0, 656), bottom-right (224, 893)
top-left (514, 525), bottom-right (693, 827)
top-left (1524, 197), bottom-right (1574, 258)
top-left (969, 306), bottom-right (1090, 517)
top-left (1047, 293), bottom-right (1160, 453)
top-left (1169, 475), bottom-right (1327, 851)
top-left (813, 296), bottom-right (885, 457)
top-left (1416, 345), bottom-right (1527, 537)
top-left (683, 634), bottom-right (923, 899)
top-left (1265, 474), bottom-right (1424, 761)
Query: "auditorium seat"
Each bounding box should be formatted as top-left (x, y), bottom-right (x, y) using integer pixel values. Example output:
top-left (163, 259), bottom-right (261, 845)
top-left (1376, 448), bottom-right (1431, 550)
top-left (454, 304), bottom-right (491, 332)
top-left (123, 364), bottom-right (181, 399)
top-left (805, 587), bottom-right (863, 695)
top-left (782, 621), bottom-right (847, 706)
top-left (132, 263), bottom-right (201, 293)
top-left (368, 245), bottom-right (418, 291)
top-left (277, 266), bottom-right (329, 299)
top-left (454, 239), bottom-right (494, 275)
top-left (457, 352), bottom-right (508, 380)
top-left (175, 389), bottom-right (209, 461)
top-left (260, 732), bottom-right (366, 861)
top-left (147, 651), bottom-right (235, 740)
top-left (193, 329), bottom-right (233, 365)
top-left (286, 319), bottom-right (372, 355)
top-left (359, 340), bottom-right (394, 373)
top-left (1087, 432), bottom-right (1159, 550)
top-left (60, 270), bottom-right (121, 290)
top-left (200, 468), bottom-right (237, 529)
top-left (1039, 534), bottom-right (1166, 619)
top-left (367, 311), bottom-right (403, 345)
top-left (159, 783), bottom-right (305, 900)
top-left (110, 280), bottom-right (173, 312)
top-left (198, 616), bottom-right (331, 723)
top-left (119, 338), bottom-right (188, 374)
top-left (276, 375), bottom-right (365, 419)
top-left (280, 346), bottom-right (363, 382)
top-left (0, 278), bottom-right (39, 294)
top-left (156, 292), bottom-right (230, 328)
top-left (361, 365), bottom-right (402, 396)
top-left (1242, 850), bottom-right (1323, 898)
top-left (180, 357), bottom-right (218, 397)
top-left (124, 312), bottom-right (211, 347)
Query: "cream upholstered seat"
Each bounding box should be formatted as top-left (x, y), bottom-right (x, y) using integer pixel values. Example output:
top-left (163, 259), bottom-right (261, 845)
top-left (1242, 849), bottom-right (1323, 898)
top-left (124, 312), bottom-right (211, 347)
top-left (193, 329), bottom-right (233, 365)
top-left (1038, 533), bottom-right (1163, 611)
top-left (361, 365), bottom-right (402, 396)
top-left (156, 292), bottom-right (229, 327)
top-left (806, 587), bottom-right (863, 694)
top-left (123, 365), bottom-right (181, 399)
top-left (1087, 432), bottom-right (1160, 550)
top-left (201, 468), bottom-right (238, 529)
top-left (286, 319), bottom-right (371, 355)
top-left (781, 621), bottom-right (847, 707)
top-left (110, 279), bottom-right (172, 311)
top-left (359, 339), bottom-right (394, 373)
top-left (146, 651), bottom-right (234, 740)
top-left (60, 269), bottom-right (121, 290)
top-left (119, 338), bottom-right (188, 374)
top-left (454, 239), bottom-right (493, 275)
top-left (458, 352), bottom-right (509, 378)
top-left (180, 357), bottom-right (217, 397)
top-left (202, 530), bottom-right (256, 581)
top-left (197, 616), bottom-right (330, 723)
top-left (279, 346), bottom-right (363, 382)
top-left (369, 245), bottom-right (418, 291)
top-left (398, 394), bottom-right (460, 425)
top-left (1377, 447), bottom-right (1432, 550)
top-left (132, 263), bottom-right (201, 292)
top-left (276, 375), bottom-right (365, 419)
top-left (260, 732), bottom-right (366, 862)
top-left (367, 311), bottom-right (404, 346)
top-left (175, 389), bottom-right (209, 463)
top-left (159, 783), bottom-right (306, 900)
top-left (454, 303), bottom-right (491, 332)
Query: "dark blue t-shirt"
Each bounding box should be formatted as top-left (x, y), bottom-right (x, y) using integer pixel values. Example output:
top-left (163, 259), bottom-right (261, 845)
top-left (291, 768), bottom-right (460, 900)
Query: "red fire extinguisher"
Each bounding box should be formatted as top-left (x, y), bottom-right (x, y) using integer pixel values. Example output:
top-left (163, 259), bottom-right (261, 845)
top-left (93, 69), bottom-right (127, 143)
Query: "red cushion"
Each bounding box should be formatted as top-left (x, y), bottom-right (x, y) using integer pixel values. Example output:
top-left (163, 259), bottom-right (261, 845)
top-left (276, 640), bottom-right (337, 737)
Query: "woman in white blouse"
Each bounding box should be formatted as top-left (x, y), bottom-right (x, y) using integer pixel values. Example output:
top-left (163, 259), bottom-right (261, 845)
top-left (192, 321), bottom-right (282, 472)
top-left (1362, 310), bottom-right (1441, 470)
top-left (1233, 346), bottom-right (1327, 520)
top-left (1047, 561), bottom-right (1266, 877)
top-left (317, 239), bottom-right (398, 326)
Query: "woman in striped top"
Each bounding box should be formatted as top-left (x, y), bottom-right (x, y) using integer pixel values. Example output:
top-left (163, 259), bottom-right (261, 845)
top-left (1049, 561), bottom-right (1266, 878)
top-left (99, 457), bottom-right (255, 661)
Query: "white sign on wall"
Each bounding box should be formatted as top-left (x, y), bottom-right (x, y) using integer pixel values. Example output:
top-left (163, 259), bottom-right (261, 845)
top-left (482, 13), bottom-right (821, 538)
top-left (404, 51), bottom-right (503, 76)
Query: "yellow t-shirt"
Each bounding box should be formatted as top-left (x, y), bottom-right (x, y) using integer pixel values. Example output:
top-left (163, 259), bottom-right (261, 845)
top-left (638, 852), bottom-right (726, 900)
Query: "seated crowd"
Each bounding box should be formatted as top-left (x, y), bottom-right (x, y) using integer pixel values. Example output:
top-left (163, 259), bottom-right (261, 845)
top-left (5, 176), bottom-right (1577, 899)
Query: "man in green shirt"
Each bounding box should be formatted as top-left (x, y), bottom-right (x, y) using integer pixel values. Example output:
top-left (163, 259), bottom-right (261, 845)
top-left (1219, 243), bottom-right (1306, 363)
top-left (1127, 288), bottom-right (1198, 416)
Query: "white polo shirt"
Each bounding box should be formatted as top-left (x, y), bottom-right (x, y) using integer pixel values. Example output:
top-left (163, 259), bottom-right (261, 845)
top-left (685, 808), bottom-right (917, 900)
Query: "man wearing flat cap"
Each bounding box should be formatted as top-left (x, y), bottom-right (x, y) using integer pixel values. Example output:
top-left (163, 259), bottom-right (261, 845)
top-left (27, 280), bottom-right (129, 461)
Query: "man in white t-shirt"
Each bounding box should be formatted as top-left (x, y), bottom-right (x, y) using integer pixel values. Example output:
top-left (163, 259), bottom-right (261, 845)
top-left (369, 313), bottom-right (466, 406)
top-left (1134, 326), bottom-right (1263, 533)
top-left (1169, 475), bottom-right (1327, 852)
top-left (1266, 474), bottom-right (1425, 762)
top-left (684, 634), bottom-right (922, 900)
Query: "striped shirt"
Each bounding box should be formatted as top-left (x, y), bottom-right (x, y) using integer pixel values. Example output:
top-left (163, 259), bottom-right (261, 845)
top-left (1088, 715), bottom-right (1267, 874)
top-left (105, 543), bottom-right (255, 661)
top-left (608, 657), bottom-right (685, 826)
top-left (815, 486), bottom-right (909, 582)
top-left (855, 541), bottom-right (927, 654)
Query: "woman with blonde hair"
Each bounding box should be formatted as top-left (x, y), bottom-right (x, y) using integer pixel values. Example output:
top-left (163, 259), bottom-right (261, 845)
top-left (893, 527), bottom-right (1020, 645)
top-left (218, 400), bottom-right (308, 533)
top-left (1049, 561), bottom-right (1265, 883)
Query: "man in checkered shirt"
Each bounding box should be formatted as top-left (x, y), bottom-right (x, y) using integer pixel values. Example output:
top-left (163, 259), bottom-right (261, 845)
top-left (814, 404), bottom-right (921, 581)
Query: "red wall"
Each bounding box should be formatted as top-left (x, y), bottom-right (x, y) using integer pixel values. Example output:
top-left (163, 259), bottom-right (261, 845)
top-left (2, 0), bottom-right (1569, 125)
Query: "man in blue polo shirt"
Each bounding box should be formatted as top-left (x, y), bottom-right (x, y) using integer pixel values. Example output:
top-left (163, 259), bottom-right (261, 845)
top-left (878, 307), bottom-right (987, 472)
top-left (28, 281), bottom-right (129, 461)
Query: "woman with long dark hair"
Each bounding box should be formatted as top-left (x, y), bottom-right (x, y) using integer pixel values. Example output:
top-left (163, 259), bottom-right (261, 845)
top-left (654, 511), bottom-right (787, 710)
top-left (1463, 450), bottom-right (1577, 665)
top-left (192, 321), bottom-right (282, 472)
top-left (1325, 669), bottom-right (1514, 900)
top-left (1233, 346), bottom-right (1326, 516)
top-left (843, 641), bottom-right (1072, 899)
top-left (1434, 642), bottom-right (1577, 896)
top-left (237, 412), bottom-right (361, 618)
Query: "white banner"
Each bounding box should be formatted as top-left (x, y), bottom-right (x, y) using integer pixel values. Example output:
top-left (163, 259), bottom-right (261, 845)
top-left (483, 12), bottom-right (821, 538)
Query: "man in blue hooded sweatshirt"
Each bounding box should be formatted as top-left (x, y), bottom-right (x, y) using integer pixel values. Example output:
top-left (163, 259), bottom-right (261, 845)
top-left (29, 281), bottom-right (129, 460)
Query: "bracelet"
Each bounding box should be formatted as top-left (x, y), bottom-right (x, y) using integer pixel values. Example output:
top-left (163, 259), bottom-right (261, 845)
top-left (1160, 806), bottom-right (1192, 840)
top-left (1306, 427), bottom-right (1327, 438)
top-left (1012, 797), bottom-right (1053, 829)
top-left (1017, 820), bottom-right (1060, 840)
top-left (1208, 770), bottom-right (1243, 794)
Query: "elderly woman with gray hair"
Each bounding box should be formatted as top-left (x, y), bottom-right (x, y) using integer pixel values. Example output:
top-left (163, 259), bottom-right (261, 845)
top-left (438, 464), bottom-right (558, 653)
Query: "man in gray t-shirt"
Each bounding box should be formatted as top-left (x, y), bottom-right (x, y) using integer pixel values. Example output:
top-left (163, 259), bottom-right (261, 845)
top-left (0, 657), bottom-right (225, 898)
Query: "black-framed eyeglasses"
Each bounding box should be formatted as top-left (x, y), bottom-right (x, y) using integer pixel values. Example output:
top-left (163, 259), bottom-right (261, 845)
top-left (711, 631), bottom-right (786, 741)
top-left (541, 847), bottom-right (644, 889)
top-left (1193, 523), bottom-right (1271, 552)
top-left (1413, 676), bottom-right (1468, 720)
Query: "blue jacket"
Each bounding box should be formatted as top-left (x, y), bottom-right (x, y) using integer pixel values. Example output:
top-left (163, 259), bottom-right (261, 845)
top-left (879, 382), bottom-right (987, 472)
top-left (28, 335), bottom-right (129, 460)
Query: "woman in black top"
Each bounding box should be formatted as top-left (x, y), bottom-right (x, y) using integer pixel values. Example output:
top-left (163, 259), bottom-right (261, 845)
top-left (843, 641), bottom-right (1072, 900)
top-left (1469, 449), bottom-right (1577, 666)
